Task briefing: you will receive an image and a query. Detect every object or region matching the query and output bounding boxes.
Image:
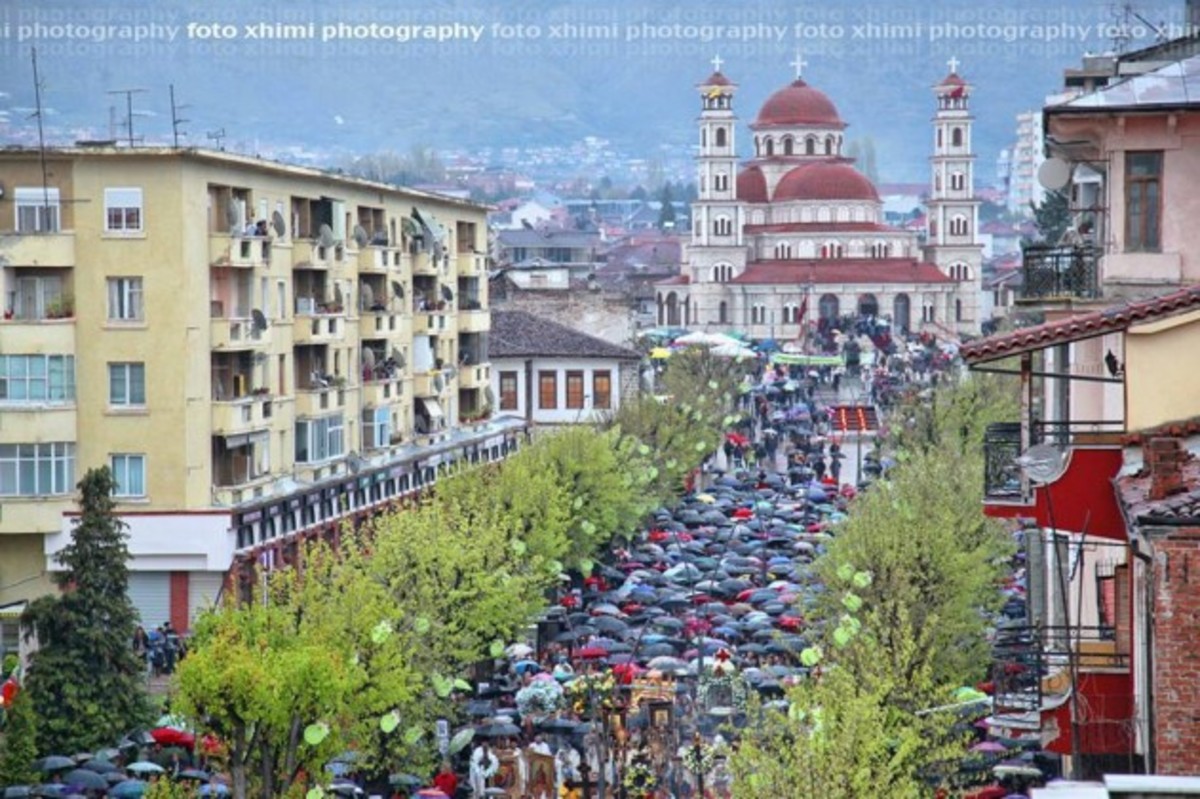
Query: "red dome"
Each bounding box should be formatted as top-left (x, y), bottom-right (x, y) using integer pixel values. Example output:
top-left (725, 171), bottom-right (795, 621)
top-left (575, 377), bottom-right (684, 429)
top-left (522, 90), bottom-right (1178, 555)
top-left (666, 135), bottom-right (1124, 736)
top-left (737, 167), bottom-right (768, 203)
top-left (773, 163), bottom-right (879, 202)
top-left (701, 71), bottom-right (732, 86)
top-left (754, 79), bottom-right (844, 128)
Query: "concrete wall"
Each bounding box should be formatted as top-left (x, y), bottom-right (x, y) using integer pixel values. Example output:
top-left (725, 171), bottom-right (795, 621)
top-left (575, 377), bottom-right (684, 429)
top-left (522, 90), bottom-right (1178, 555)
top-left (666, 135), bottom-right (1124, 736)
top-left (1125, 310), bottom-right (1200, 431)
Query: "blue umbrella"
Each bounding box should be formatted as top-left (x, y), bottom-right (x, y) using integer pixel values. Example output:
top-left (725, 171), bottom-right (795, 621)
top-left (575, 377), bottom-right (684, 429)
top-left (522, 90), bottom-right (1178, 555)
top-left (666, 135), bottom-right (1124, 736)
top-left (198, 786), bottom-right (230, 797)
top-left (110, 780), bottom-right (148, 799)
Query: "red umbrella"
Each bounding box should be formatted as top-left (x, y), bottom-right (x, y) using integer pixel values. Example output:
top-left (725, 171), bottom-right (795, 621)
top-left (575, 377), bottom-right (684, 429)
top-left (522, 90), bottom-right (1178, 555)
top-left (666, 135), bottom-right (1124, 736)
top-left (416, 790), bottom-right (449, 799)
top-left (732, 508), bottom-right (753, 520)
top-left (151, 727), bottom-right (196, 749)
top-left (577, 647), bottom-right (608, 660)
top-left (611, 663), bottom-right (643, 684)
top-left (725, 433), bottom-right (749, 447)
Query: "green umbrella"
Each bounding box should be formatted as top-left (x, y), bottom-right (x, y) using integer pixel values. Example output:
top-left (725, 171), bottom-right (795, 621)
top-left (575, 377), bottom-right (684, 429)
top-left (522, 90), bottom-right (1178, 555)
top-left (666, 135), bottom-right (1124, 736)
top-left (448, 727), bottom-right (475, 755)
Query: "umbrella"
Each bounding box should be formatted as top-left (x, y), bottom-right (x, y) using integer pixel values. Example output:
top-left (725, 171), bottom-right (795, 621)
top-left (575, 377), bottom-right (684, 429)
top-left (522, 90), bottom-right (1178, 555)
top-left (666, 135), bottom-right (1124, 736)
top-left (62, 771), bottom-right (109, 791)
top-left (970, 742), bottom-right (1008, 754)
top-left (505, 643), bottom-right (534, 659)
top-left (176, 770), bottom-right (212, 782)
top-left (110, 781), bottom-right (148, 799)
top-left (475, 722), bottom-right (521, 739)
top-left (81, 760), bottom-right (120, 774)
top-left (388, 775), bottom-right (423, 788)
top-left (150, 728), bottom-right (195, 748)
top-left (537, 718), bottom-right (585, 735)
top-left (415, 791), bottom-right (449, 799)
top-left (198, 787), bottom-right (230, 798)
top-left (30, 789), bottom-right (63, 799)
top-left (448, 728), bottom-right (475, 754)
top-left (94, 749), bottom-right (122, 763)
top-left (126, 762), bottom-right (166, 776)
top-left (104, 774), bottom-right (128, 786)
top-left (328, 783), bottom-right (363, 797)
top-left (3, 789), bottom-right (31, 799)
top-left (36, 757), bottom-right (77, 773)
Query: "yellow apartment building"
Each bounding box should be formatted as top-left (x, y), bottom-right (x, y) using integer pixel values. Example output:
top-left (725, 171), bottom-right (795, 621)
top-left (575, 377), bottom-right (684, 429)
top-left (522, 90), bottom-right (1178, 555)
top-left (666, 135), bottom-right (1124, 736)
top-left (0, 146), bottom-right (519, 633)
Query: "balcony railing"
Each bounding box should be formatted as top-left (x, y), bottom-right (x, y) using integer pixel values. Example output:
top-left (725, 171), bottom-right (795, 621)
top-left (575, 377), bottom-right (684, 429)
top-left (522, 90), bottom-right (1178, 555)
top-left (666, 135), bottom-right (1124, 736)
top-left (983, 419), bottom-right (1125, 501)
top-left (991, 624), bottom-right (1129, 719)
top-left (1019, 244), bottom-right (1100, 301)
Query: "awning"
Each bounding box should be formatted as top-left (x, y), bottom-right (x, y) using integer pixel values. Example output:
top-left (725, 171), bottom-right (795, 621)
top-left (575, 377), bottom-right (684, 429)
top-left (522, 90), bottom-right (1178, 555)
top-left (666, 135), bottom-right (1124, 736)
top-left (419, 398), bottom-right (444, 421)
top-left (223, 430), bottom-right (270, 448)
top-left (0, 601), bottom-right (28, 620)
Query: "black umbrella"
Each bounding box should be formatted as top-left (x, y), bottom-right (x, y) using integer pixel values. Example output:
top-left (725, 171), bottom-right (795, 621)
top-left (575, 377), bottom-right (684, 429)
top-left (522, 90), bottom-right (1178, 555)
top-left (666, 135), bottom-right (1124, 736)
top-left (475, 722), bottom-right (521, 739)
top-left (81, 760), bottom-right (120, 774)
top-left (36, 757), bottom-right (77, 773)
top-left (104, 773), bottom-right (128, 786)
top-left (62, 771), bottom-right (109, 791)
top-left (592, 616), bottom-right (628, 634)
top-left (3, 789), bottom-right (31, 799)
top-left (176, 770), bottom-right (212, 782)
top-left (537, 718), bottom-right (585, 735)
top-left (31, 788), bottom-right (65, 799)
top-left (641, 642), bottom-right (678, 658)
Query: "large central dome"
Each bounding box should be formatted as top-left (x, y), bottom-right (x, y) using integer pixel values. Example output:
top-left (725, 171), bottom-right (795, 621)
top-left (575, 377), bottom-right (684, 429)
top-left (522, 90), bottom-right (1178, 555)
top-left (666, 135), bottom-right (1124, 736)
top-left (753, 79), bottom-right (845, 128)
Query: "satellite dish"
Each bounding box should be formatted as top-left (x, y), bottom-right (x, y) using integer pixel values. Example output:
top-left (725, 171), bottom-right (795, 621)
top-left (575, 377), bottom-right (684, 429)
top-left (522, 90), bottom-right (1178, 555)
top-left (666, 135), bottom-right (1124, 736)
top-left (347, 452), bottom-right (365, 474)
top-left (441, 284), bottom-right (454, 302)
top-left (251, 308), bottom-right (268, 332)
top-left (444, 366), bottom-right (458, 381)
top-left (363, 347), bottom-right (377, 369)
top-left (225, 202), bottom-right (240, 233)
top-left (271, 210), bottom-right (286, 237)
top-left (433, 374), bottom-right (444, 393)
top-left (484, 387), bottom-right (495, 407)
top-left (391, 348), bottom-right (406, 369)
top-left (318, 224), bottom-right (336, 247)
top-left (391, 279), bottom-right (405, 300)
top-left (360, 282), bottom-right (375, 310)
top-left (1038, 158), bottom-right (1071, 191)
top-left (1017, 443), bottom-right (1068, 485)
top-left (353, 224), bottom-right (369, 248)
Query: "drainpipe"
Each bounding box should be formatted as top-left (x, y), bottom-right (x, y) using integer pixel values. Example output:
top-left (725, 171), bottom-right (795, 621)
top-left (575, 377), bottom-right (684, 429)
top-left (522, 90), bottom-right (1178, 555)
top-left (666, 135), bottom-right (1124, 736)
top-left (524, 359), bottom-right (534, 426)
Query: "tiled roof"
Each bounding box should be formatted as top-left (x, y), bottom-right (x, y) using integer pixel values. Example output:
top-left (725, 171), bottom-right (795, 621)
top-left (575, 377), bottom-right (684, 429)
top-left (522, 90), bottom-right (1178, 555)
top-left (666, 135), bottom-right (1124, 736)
top-left (960, 284), bottom-right (1200, 364)
top-left (701, 71), bottom-right (732, 86)
top-left (655, 275), bottom-right (690, 286)
top-left (1115, 446), bottom-right (1200, 525)
top-left (1120, 415), bottom-right (1200, 446)
top-left (729, 259), bottom-right (953, 285)
top-left (489, 310), bottom-right (640, 360)
top-left (495, 228), bottom-right (602, 249)
top-left (753, 79), bottom-right (845, 128)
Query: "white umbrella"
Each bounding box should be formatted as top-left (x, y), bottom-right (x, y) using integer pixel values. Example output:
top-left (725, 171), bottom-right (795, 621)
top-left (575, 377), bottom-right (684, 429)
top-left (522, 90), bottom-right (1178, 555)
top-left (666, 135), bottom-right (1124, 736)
top-left (505, 643), bottom-right (534, 659)
top-left (710, 343), bottom-right (757, 359)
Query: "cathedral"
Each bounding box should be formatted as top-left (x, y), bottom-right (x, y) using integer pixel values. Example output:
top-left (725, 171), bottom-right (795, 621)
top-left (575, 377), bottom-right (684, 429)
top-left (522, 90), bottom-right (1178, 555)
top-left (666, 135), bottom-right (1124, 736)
top-left (656, 57), bottom-right (984, 341)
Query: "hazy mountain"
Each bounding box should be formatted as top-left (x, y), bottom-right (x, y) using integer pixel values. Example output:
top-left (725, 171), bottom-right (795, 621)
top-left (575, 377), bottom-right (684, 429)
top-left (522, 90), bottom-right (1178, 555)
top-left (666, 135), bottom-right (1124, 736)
top-left (0, 0), bottom-right (1187, 182)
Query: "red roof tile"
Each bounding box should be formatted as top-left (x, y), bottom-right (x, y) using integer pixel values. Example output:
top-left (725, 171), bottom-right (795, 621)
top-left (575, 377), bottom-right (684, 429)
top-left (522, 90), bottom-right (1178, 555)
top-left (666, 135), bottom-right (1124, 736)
top-left (729, 259), bottom-right (952, 285)
top-left (961, 284), bottom-right (1200, 364)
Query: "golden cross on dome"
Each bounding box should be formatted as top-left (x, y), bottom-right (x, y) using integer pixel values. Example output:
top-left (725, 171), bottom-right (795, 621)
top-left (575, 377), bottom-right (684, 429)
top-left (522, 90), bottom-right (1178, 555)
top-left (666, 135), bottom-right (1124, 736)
top-left (947, 55), bottom-right (960, 74)
top-left (790, 51), bottom-right (808, 80)
top-left (711, 54), bottom-right (723, 73)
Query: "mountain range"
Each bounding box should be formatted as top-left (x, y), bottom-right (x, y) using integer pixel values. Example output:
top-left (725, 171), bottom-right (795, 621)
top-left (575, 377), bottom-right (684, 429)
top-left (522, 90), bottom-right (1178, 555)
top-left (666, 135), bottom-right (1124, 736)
top-left (0, 0), bottom-right (1187, 183)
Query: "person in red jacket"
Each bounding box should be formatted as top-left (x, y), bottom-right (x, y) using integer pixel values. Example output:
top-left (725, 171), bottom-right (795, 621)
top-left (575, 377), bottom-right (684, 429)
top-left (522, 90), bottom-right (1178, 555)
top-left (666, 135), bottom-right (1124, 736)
top-left (432, 761), bottom-right (458, 796)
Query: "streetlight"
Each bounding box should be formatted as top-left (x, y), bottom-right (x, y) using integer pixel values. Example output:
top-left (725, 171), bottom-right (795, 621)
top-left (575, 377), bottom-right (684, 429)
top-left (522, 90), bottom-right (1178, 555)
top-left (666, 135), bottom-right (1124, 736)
top-left (690, 731), bottom-right (707, 799)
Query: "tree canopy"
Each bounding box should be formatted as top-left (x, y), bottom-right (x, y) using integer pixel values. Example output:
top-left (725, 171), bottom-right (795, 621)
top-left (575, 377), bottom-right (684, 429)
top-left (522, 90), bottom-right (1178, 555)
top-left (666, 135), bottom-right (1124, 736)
top-left (20, 467), bottom-right (152, 754)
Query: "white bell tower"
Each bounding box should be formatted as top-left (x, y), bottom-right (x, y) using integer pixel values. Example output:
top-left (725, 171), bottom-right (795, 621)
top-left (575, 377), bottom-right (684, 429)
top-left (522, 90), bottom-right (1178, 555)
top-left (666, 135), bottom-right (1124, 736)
top-left (924, 56), bottom-right (983, 335)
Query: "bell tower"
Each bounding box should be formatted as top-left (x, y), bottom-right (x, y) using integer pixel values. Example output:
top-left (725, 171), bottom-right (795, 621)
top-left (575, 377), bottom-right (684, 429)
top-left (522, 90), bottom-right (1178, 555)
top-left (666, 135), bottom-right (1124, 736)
top-left (924, 56), bottom-right (983, 334)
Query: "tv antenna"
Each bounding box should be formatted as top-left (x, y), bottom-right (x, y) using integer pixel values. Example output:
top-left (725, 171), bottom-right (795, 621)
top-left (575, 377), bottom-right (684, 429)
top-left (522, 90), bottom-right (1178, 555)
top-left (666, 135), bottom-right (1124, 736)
top-left (106, 87), bottom-right (148, 147)
top-left (169, 84), bottom-right (190, 148)
top-left (29, 49), bottom-right (52, 222)
top-left (207, 128), bottom-right (227, 151)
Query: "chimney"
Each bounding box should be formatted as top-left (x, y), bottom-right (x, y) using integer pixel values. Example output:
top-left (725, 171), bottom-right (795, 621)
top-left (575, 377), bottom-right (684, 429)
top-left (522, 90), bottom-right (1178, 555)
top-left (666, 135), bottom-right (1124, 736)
top-left (1145, 436), bottom-right (1188, 500)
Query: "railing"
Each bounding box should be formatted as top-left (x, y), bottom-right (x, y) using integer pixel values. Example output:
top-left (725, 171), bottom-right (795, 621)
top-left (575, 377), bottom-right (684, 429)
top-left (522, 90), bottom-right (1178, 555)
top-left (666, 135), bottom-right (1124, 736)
top-left (991, 624), bottom-right (1130, 719)
top-left (1019, 244), bottom-right (1101, 301)
top-left (983, 419), bottom-right (1125, 500)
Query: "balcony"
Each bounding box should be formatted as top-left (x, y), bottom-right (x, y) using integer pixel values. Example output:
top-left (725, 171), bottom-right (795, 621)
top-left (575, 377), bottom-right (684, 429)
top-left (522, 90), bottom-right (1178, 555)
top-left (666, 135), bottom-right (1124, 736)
top-left (357, 245), bottom-right (403, 272)
top-left (212, 395), bottom-right (276, 436)
top-left (1019, 244), bottom-right (1100, 302)
top-left (362, 310), bottom-right (404, 338)
top-left (292, 240), bottom-right (344, 270)
top-left (458, 363), bottom-right (489, 390)
top-left (0, 231), bottom-right (76, 267)
top-left (0, 318), bottom-right (75, 351)
top-left (414, 311), bottom-right (450, 335)
top-left (412, 251), bottom-right (439, 276)
top-left (457, 252), bottom-right (486, 276)
top-left (295, 384), bottom-right (349, 416)
top-left (983, 419), bottom-right (1126, 502)
top-left (211, 317), bottom-right (271, 350)
top-left (293, 313), bottom-right (346, 345)
top-left (209, 235), bottom-right (270, 268)
top-left (457, 308), bottom-right (488, 333)
top-left (412, 371), bottom-right (446, 398)
top-left (362, 377), bottom-right (403, 408)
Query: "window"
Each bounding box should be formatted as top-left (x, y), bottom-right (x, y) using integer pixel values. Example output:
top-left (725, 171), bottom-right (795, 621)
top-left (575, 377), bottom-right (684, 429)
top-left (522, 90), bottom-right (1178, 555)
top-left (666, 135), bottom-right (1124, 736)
top-left (565, 371), bottom-right (585, 409)
top-left (0, 355), bottom-right (75, 404)
top-left (718, 301), bottom-right (728, 324)
top-left (1126, 151), bottom-right (1162, 252)
top-left (713, 217), bottom-right (732, 236)
top-left (107, 277), bottom-right (144, 321)
top-left (950, 172), bottom-right (965, 191)
top-left (820, 242), bottom-right (844, 259)
top-left (14, 187), bottom-right (61, 232)
top-left (805, 137), bottom-right (815, 155)
top-left (592, 370), bottom-right (612, 410)
top-left (764, 138), bottom-right (774, 157)
top-left (538, 371), bottom-right (557, 409)
top-left (869, 242), bottom-right (890, 258)
top-left (0, 443), bottom-right (75, 497)
top-left (825, 136), bottom-right (834, 155)
top-left (715, 127), bottom-right (727, 148)
top-left (294, 414), bottom-right (345, 463)
top-left (498, 371), bottom-right (519, 411)
top-left (361, 407), bottom-right (391, 450)
top-left (774, 242), bottom-right (793, 259)
top-left (712, 264), bottom-right (733, 282)
top-left (782, 304), bottom-right (799, 324)
top-left (714, 174), bottom-right (728, 192)
top-left (955, 298), bottom-right (963, 322)
top-left (949, 216), bottom-right (969, 237)
top-left (751, 304), bottom-right (767, 325)
top-left (951, 128), bottom-right (963, 147)
top-left (8, 275), bottom-right (63, 321)
top-left (108, 362), bottom-right (146, 407)
top-left (782, 137), bottom-right (794, 156)
top-left (110, 454), bottom-right (146, 497)
top-left (104, 187), bottom-right (143, 233)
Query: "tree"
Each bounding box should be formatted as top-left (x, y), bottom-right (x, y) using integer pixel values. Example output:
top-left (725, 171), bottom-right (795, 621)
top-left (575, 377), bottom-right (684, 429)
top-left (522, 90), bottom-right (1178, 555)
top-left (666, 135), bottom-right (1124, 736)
top-left (0, 687), bottom-right (39, 786)
top-left (657, 183), bottom-right (676, 230)
top-left (1032, 189), bottom-right (1070, 244)
top-left (21, 467), bottom-right (152, 754)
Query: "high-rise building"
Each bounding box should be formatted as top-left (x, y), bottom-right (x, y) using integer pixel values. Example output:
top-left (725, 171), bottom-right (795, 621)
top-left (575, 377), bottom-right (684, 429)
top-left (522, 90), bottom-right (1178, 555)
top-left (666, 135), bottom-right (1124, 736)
top-left (0, 146), bottom-right (522, 628)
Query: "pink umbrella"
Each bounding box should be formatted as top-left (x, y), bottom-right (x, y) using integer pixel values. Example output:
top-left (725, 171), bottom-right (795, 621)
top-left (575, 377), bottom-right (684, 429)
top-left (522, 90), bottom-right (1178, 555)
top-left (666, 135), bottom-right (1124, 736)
top-left (416, 790), bottom-right (448, 798)
top-left (971, 741), bottom-right (1007, 753)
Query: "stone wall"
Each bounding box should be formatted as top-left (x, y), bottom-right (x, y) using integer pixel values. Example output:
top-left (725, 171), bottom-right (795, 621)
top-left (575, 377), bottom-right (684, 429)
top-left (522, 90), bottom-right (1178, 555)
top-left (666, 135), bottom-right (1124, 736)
top-left (494, 288), bottom-right (640, 349)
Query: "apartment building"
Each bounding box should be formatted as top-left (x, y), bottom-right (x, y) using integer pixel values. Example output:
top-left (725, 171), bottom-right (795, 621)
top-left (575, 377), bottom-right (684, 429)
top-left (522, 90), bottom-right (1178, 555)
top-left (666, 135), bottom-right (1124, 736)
top-left (0, 146), bottom-right (519, 630)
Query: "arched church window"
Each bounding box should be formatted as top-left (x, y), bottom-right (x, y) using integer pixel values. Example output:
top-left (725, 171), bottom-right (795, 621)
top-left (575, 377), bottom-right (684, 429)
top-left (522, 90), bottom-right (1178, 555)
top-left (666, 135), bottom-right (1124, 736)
top-left (805, 137), bottom-right (816, 155)
top-left (951, 127), bottom-right (963, 147)
top-left (825, 136), bottom-right (834, 155)
top-left (715, 127), bottom-right (727, 148)
top-left (950, 172), bottom-right (965, 191)
top-left (783, 137), bottom-right (794, 156)
top-left (949, 216), bottom-right (968, 237)
top-left (764, 138), bottom-right (774, 156)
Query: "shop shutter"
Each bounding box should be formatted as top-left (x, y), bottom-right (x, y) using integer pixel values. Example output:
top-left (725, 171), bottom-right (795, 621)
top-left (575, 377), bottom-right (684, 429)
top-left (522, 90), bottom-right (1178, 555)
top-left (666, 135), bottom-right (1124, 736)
top-left (126, 572), bottom-right (171, 630)
top-left (188, 572), bottom-right (226, 628)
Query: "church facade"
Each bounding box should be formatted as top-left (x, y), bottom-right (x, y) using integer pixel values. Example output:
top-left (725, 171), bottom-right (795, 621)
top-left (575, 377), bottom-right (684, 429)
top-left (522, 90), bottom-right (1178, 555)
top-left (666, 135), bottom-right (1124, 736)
top-left (656, 58), bottom-right (984, 341)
